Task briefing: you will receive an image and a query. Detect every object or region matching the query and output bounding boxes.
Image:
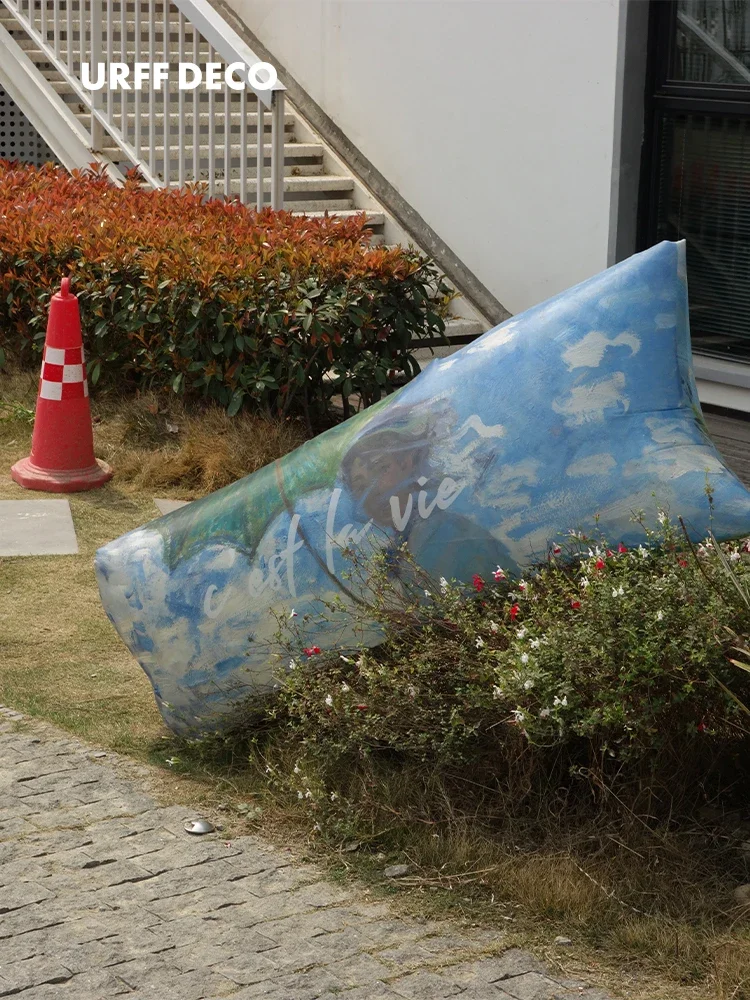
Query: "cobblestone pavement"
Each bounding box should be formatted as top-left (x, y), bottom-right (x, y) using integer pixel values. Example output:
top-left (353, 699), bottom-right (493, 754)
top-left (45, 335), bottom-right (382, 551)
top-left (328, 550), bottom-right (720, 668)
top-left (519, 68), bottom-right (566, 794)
top-left (0, 708), bottom-right (612, 1000)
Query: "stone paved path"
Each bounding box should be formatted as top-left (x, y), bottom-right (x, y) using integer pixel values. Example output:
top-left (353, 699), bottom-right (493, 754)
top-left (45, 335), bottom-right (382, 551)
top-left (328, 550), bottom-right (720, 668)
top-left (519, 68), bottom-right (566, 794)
top-left (0, 709), bottom-right (611, 1000)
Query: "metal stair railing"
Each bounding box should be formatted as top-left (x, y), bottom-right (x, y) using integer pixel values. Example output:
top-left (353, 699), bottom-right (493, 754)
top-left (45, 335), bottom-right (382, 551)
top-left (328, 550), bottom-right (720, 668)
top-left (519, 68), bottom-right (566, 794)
top-left (0, 0), bottom-right (287, 208)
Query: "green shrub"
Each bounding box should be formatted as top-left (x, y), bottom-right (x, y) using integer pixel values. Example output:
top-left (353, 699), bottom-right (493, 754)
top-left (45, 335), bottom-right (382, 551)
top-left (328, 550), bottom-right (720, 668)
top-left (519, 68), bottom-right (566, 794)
top-left (0, 162), bottom-right (451, 423)
top-left (274, 515), bottom-right (750, 802)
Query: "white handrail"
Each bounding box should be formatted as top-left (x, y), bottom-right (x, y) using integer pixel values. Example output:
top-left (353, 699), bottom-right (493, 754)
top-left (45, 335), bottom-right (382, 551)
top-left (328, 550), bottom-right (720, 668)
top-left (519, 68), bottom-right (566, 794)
top-left (172, 0), bottom-right (284, 109)
top-left (0, 0), bottom-right (286, 208)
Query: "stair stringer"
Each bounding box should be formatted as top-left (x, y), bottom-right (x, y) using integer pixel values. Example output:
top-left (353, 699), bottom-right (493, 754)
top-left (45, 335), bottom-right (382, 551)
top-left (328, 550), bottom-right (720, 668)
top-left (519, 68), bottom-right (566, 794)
top-left (0, 20), bottom-right (122, 181)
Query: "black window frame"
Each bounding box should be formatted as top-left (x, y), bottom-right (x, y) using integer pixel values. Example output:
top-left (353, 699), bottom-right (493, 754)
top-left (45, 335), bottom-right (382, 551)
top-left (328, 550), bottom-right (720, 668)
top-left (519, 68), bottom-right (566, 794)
top-left (639, 0), bottom-right (750, 254)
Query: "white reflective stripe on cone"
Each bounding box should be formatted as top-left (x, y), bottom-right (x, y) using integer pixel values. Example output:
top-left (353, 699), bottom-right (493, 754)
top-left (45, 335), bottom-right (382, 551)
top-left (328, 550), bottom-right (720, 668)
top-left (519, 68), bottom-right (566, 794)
top-left (39, 381), bottom-right (63, 401)
top-left (44, 346), bottom-right (66, 365)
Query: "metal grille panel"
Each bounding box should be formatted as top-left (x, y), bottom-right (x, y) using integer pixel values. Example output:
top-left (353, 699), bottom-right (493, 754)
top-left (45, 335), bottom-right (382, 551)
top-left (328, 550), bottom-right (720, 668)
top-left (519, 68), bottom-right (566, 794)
top-left (0, 86), bottom-right (57, 166)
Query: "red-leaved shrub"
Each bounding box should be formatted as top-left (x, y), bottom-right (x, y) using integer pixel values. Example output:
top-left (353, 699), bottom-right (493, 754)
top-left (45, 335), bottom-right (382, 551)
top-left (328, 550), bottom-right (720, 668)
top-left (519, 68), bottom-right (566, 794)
top-left (0, 162), bottom-right (450, 421)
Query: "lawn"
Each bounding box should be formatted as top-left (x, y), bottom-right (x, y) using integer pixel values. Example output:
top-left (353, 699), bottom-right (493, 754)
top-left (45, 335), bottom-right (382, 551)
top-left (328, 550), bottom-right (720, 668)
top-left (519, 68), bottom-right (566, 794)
top-left (1, 374), bottom-right (750, 1000)
top-left (0, 372), bottom-right (306, 753)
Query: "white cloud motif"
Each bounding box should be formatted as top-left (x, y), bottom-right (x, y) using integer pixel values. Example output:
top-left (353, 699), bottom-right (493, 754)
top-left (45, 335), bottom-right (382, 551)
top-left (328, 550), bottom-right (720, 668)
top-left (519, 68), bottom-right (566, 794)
top-left (561, 331), bottom-right (640, 371)
top-left (644, 415), bottom-right (696, 446)
top-left (622, 445), bottom-right (726, 481)
top-left (465, 321), bottom-right (518, 355)
top-left (552, 372), bottom-right (628, 426)
top-left (655, 313), bottom-right (676, 329)
top-left (565, 453), bottom-right (616, 477)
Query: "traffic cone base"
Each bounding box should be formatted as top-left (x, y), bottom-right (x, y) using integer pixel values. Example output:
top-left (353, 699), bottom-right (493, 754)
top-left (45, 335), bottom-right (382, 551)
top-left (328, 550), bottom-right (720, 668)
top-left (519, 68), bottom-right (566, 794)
top-left (11, 456), bottom-right (112, 493)
top-left (11, 277), bottom-right (114, 493)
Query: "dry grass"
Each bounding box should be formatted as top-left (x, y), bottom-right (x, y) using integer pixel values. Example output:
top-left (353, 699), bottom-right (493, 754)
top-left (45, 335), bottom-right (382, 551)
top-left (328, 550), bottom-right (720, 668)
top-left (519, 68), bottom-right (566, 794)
top-left (93, 393), bottom-right (308, 496)
top-left (2, 373), bottom-right (750, 999)
top-left (0, 376), bottom-right (308, 753)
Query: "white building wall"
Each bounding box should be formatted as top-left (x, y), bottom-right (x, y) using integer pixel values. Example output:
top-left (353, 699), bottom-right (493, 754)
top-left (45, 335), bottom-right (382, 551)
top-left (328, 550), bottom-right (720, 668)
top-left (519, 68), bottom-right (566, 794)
top-left (228, 0), bottom-right (623, 316)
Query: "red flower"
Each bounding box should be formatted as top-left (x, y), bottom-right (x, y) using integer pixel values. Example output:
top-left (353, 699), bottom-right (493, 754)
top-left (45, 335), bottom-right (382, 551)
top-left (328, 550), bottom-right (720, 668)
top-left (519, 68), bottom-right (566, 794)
top-left (570, 600), bottom-right (581, 609)
top-left (303, 646), bottom-right (321, 657)
top-left (356, 704), bottom-right (368, 711)
top-left (697, 720), bottom-right (707, 733)
top-left (678, 558), bottom-right (688, 568)
top-left (472, 574), bottom-right (485, 592)
top-left (552, 545), bottom-right (562, 555)
top-left (509, 604), bottom-right (520, 621)
top-left (618, 542), bottom-right (627, 554)
top-left (595, 558), bottom-right (605, 570)
top-left (606, 549), bottom-right (614, 559)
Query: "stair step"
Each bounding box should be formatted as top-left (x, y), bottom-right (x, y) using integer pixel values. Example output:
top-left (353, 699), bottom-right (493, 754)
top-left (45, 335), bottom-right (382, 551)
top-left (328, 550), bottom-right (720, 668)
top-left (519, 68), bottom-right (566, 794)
top-left (146, 175), bottom-right (354, 194)
top-left (102, 139), bottom-right (323, 161)
top-left (229, 195), bottom-right (356, 211)
top-left (293, 209), bottom-right (385, 226)
top-left (46, 75), bottom-right (268, 104)
top-left (69, 106), bottom-right (295, 130)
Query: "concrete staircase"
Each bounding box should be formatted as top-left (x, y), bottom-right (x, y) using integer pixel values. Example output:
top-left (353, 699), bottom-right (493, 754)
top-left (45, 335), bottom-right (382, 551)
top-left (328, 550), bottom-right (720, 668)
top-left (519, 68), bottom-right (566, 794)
top-left (0, 0), bottom-right (487, 342)
top-left (0, 2), bottom-right (384, 222)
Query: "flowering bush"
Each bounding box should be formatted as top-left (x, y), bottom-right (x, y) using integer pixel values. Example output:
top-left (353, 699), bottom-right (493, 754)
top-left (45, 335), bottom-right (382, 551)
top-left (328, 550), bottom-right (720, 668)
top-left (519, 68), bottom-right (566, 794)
top-left (0, 162), bottom-right (450, 422)
top-left (276, 516), bottom-right (750, 789)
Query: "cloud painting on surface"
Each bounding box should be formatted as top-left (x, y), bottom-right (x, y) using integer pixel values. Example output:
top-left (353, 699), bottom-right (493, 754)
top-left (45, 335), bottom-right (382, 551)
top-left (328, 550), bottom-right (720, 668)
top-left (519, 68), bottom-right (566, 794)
top-left (96, 240), bottom-right (750, 734)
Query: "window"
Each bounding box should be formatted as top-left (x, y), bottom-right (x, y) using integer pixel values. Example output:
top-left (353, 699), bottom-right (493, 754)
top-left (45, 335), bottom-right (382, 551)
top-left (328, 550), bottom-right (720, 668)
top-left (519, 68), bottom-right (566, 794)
top-left (642, 1), bottom-right (750, 362)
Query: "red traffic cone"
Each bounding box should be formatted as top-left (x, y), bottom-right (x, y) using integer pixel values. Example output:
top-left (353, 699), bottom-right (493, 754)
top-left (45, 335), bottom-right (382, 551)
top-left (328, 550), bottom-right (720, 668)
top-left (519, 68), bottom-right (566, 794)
top-left (11, 278), bottom-right (113, 492)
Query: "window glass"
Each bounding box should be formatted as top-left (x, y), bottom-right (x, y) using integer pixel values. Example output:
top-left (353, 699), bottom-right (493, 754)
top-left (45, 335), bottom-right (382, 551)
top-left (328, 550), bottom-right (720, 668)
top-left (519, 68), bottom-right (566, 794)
top-left (655, 111), bottom-right (750, 360)
top-left (671, 0), bottom-right (750, 85)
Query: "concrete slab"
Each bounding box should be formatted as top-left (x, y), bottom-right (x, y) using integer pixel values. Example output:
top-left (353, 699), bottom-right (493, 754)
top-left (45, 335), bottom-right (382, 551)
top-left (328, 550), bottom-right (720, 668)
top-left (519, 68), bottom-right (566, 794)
top-left (154, 499), bottom-right (190, 516)
top-left (0, 500), bottom-right (78, 557)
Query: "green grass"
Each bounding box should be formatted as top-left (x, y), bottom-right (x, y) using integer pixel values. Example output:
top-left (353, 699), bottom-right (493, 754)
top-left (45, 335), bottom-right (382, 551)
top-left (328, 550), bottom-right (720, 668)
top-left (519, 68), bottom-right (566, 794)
top-left (1, 382), bottom-right (749, 1000)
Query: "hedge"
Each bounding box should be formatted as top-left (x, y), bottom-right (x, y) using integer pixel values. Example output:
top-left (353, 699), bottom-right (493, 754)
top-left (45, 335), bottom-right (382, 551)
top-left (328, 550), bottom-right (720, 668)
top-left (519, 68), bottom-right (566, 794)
top-left (0, 162), bottom-right (451, 421)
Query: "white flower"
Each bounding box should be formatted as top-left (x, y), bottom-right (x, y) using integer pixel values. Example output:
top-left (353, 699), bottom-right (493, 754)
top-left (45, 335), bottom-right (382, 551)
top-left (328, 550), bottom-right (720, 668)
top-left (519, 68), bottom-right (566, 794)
top-left (638, 545), bottom-right (649, 559)
top-left (341, 682), bottom-right (350, 693)
top-left (520, 653), bottom-right (529, 665)
top-left (730, 549), bottom-right (741, 563)
top-left (580, 576), bottom-right (590, 590)
top-left (288, 658), bottom-right (298, 671)
top-left (516, 627), bottom-right (527, 639)
top-left (324, 694), bottom-right (334, 707)
top-left (330, 792), bottom-right (338, 802)
top-left (657, 509), bottom-right (667, 526)
top-left (424, 590), bottom-right (432, 598)
top-left (530, 638), bottom-right (541, 649)
top-left (656, 609), bottom-right (664, 621)
top-left (523, 678), bottom-right (534, 690)
top-left (407, 685), bottom-right (417, 698)
top-left (612, 586), bottom-right (624, 598)
top-left (553, 694), bottom-right (568, 707)
top-left (297, 790), bottom-right (304, 799)
top-left (512, 709), bottom-right (525, 723)
top-left (492, 685), bottom-right (503, 700)
top-left (440, 576), bottom-right (449, 592)
top-left (489, 620), bottom-right (500, 634)
top-left (293, 764), bottom-right (301, 774)
top-left (304, 789), bottom-right (313, 799)
top-left (475, 637), bottom-right (485, 649)
top-left (540, 707), bottom-right (551, 719)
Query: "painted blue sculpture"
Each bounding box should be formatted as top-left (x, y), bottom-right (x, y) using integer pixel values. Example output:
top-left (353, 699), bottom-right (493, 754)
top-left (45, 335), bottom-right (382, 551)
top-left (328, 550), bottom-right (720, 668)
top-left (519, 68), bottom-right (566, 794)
top-left (96, 240), bottom-right (750, 734)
